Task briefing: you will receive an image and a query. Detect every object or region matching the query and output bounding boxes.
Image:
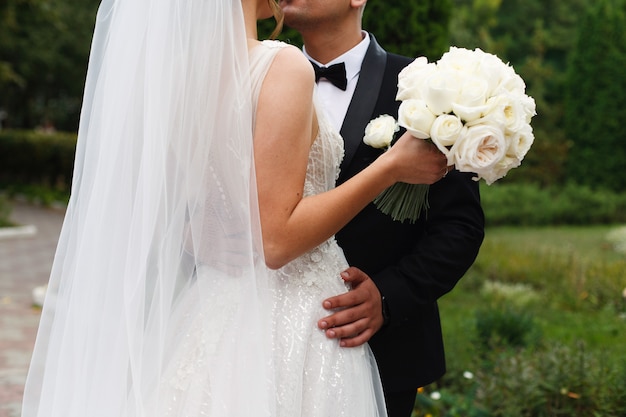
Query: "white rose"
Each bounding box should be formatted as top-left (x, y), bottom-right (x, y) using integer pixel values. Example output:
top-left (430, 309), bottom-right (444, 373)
top-left (475, 50), bottom-right (510, 96)
top-left (451, 101), bottom-right (492, 124)
top-left (450, 74), bottom-right (490, 122)
top-left (501, 93), bottom-right (528, 134)
top-left (430, 114), bottom-right (463, 156)
top-left (396, 57), bottom-right (436, 101)
top-left (422, 69), bottom-right (460, 115)
top-left (464, 96), bottom-right (507, 130)
top-left (460, 75), bottom-right (490, 106)
top-left (519, 94), bottom-right (537, 123)
top-left (480, 155), bottom-right (521, 184)
top-left (480, 93), bottom-right (528, 134)
top-left (363, 115), bottom-right (399, 149)
top-left (506, 123), bottom-right (534, 161)
top-left (497, 66), bottom-right (527, 95)
top-left (398, 99), bottom-right (436, 139)
top-left (438, 47), bottom-right (480, 74)
top-left (451, 123), bottom-right (507, 184)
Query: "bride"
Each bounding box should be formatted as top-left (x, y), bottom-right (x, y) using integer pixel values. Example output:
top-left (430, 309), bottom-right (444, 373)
top-left (21, 0), bottom-right (447, 416)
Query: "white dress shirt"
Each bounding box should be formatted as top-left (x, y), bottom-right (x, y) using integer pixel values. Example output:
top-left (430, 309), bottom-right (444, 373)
top-left (304, 32), bottom-right (371, 133)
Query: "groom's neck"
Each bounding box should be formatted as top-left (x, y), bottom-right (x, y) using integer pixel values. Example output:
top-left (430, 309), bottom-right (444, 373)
top-left (302, 27), bottom-right (363, 65)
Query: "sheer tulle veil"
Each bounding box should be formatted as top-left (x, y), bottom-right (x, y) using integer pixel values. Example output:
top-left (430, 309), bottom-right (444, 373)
top-left (21, 0), bottom-right (275, 416)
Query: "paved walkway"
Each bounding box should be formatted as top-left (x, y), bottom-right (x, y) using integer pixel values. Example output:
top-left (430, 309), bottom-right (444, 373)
top-left (0, 202), bottom-right (65, 417)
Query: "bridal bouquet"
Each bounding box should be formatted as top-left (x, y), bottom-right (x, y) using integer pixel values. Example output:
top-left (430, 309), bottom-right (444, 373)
top-left (363, 46), bottom-right (536, 223)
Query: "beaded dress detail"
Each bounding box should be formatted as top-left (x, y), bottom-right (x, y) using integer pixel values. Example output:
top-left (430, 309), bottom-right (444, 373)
top-left (252, 41), bottom-right (387, 417)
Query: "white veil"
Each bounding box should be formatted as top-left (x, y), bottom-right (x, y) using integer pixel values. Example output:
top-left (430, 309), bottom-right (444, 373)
top-left (22, 0), bottom-right (274, 416)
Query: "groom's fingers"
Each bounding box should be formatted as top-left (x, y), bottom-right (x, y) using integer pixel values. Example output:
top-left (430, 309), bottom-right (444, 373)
top-left (333, 320), bottom-right (375, 348)
top-left (317, 271), bottom-right (384, 346)
top-left (322, 267), bottom-right (377, 310)
top-left (318, 302), bottom-right (367, 332)
top-left (339, 266), bottom-right (370, 285)
top-left (321, 314), bottom-right (372, 347)
top-left (340, 329), bottom-right (376, 348)
top-left (322, 288), bottom-right (366, 311)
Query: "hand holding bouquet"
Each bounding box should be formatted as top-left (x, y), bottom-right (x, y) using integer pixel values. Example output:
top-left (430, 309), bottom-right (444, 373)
top-left (364, 47), bottom-right (536, 223)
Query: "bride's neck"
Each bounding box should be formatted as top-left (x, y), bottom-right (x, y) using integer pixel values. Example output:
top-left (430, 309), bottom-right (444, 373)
top-left (241, 1), bottom-right (259, 43)
top-left (248, 38), bottom-right (261, 51)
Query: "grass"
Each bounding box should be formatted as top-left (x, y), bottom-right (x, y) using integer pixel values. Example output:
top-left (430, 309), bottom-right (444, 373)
top-left (483, 225), bottom-right (626, 263)
top-left (426, 225), bottom-right (626, 416)
top-left (441, 224), bottom-right (626, 355)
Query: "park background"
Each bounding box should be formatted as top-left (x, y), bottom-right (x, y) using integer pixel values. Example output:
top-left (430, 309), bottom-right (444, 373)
top-left (1, 0), bottom-right (626, 415)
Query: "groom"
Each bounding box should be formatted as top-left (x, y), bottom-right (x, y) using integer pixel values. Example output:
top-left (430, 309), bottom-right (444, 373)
top-left (279, 1), bottom-right (485, 416)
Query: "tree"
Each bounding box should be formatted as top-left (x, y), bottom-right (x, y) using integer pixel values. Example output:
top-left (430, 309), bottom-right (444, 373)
top-left (0, 0), bottom-right (99, 131)
top-left (0, 0), bottom-right (54, 128)
top-left (260, 1), bottom-right (453, 60)
top-left (448, 0), bottom-right (502, 52)
top-left (3, 1), bottom-right (452, 132)
top-left (362, 0), bottom-right (452, 60)
top-left (448, 0), bottom-right (593, 186)
top-left (564, 0), bottom-right (626, 191)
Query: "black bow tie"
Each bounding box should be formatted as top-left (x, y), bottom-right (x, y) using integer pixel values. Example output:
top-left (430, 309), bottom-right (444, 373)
top-left (310, 61), bottom-right (347, 91)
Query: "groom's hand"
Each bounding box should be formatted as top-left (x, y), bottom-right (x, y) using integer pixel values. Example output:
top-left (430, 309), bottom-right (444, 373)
top-left (317, 267), bottom-right (384, 347)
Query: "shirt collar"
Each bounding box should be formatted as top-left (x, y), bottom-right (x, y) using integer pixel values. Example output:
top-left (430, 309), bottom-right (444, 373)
top-left (304, 32), bottom-right (370, 83)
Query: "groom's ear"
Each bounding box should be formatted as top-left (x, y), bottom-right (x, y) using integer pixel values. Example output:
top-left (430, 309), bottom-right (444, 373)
top-left (350, 0), bottom-right (367, 10)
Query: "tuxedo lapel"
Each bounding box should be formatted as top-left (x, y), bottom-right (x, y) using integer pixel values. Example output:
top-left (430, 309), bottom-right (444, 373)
top-left (339, 35), bottom-right (387, 174)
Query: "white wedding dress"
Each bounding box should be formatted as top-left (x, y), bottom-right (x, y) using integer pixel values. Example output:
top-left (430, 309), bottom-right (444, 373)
top-left (151, 40), bottom-right (387, 417)
top-left (254, 41), bottom-right (387, 417)
top-left (21, 0), bottom-right (386, 414)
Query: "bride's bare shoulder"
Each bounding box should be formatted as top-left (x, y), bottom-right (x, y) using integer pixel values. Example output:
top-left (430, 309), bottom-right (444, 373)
top-left (267, 43), bottom-right (314, 84)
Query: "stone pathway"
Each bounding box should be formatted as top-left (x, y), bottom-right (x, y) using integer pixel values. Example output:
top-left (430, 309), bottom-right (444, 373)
top-left (0, 202), bottom-right (64, 417)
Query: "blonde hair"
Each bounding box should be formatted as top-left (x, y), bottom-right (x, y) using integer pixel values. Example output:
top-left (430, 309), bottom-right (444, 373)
top-left (268, 0), bottom-right (284, 39)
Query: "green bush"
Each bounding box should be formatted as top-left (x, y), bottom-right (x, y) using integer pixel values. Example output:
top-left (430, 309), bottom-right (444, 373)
top-left (473, 343), bottom-right (626, 417)
top-left (481, 182), bottom-right (626, 226)
top-left (0, 194), bottom-right (13, 227)
top-left (416, 344), bottom-right (626, 417)
top-left (474, 307), bottom-right (540, 351)
top-left (0, 129), bottom-right (76, 193)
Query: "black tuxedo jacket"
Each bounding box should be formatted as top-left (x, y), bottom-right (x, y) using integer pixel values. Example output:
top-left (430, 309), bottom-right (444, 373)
top-left (335, 35), bottom-right (485, 392)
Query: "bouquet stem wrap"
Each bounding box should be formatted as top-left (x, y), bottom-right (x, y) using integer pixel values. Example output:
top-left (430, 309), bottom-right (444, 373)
top-left (373, 182), bottom-right (429, 223)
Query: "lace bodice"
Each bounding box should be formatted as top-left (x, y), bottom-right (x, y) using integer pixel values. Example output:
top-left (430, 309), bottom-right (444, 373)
top-left (303, 102), bottom-right (345, 197)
